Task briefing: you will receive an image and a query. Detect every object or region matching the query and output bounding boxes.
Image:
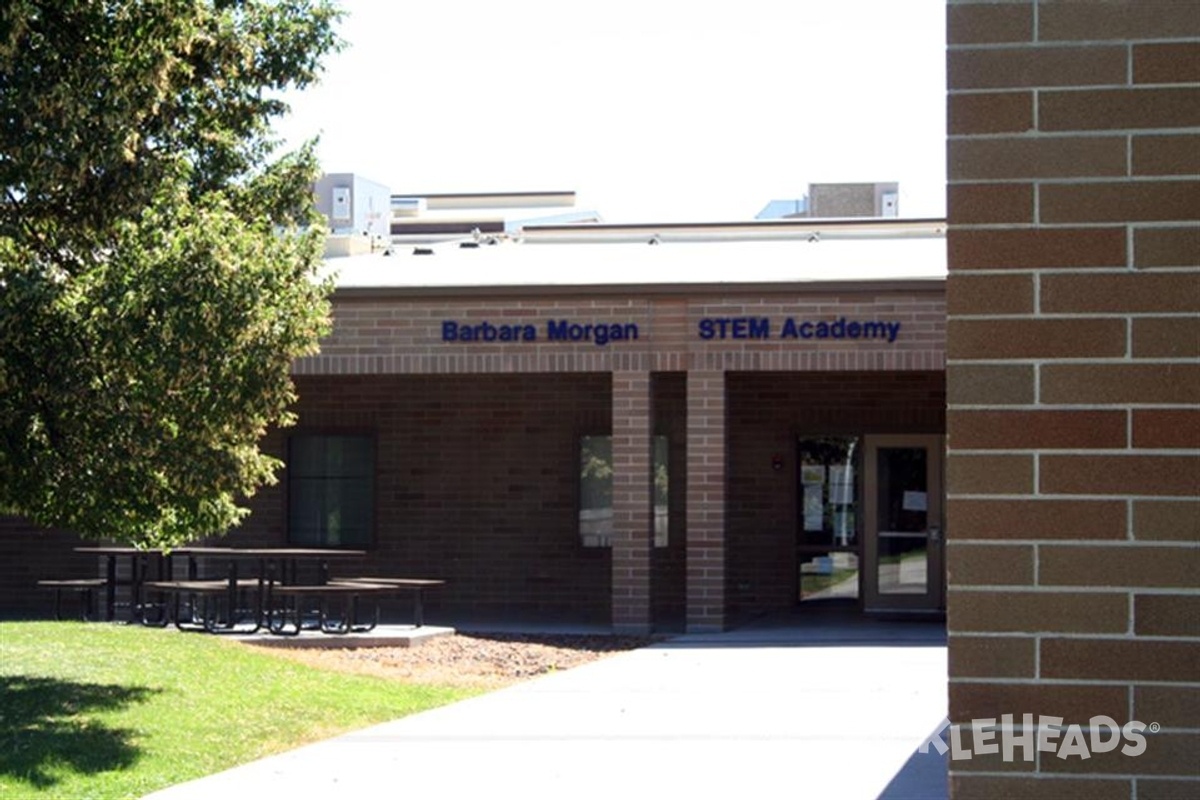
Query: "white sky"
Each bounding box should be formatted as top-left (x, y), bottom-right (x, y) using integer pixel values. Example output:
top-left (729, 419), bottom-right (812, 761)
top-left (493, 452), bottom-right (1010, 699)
top-left (273, 0), bottom-right (947, 223)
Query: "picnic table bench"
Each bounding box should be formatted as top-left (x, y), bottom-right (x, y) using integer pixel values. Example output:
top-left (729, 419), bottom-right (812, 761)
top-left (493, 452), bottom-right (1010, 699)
top-left (62, 544), bottom-right (445, 638)
top-left (142, 579), bottom-right (264, 633)
top-left (267, 578), bottom-right (446, 635)
top-left (266, 582), bottom-right (393, 635)
top-left (331, 577), bottom-right (445, 627)
top-left (37, 578), bottom-right (107, 621)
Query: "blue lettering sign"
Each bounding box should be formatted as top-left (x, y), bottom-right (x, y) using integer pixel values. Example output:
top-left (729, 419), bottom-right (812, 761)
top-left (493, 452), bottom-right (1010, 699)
top-left (697, 317), bottom-right (771, 340)
top-left (546, 320), bottom-right (639, 346)
top-left (441, 320), bottom-right (537, 343)
top-left (702, 316), bottom-right (901, 343)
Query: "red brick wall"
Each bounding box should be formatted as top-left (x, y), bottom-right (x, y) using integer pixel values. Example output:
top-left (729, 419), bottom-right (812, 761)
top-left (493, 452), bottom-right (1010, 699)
top-left (284, 284), bottom-right (946, 629)
top-left (296, 287), bottom-right (945, 374)
top-left (612, 370), bottom-right (653, 632)
top-left (686, 369), bottom-right (727, 631)
top-left (256, 372), bottom-right (697, 628)
top-left (1, 371), bottom-right (686, 624)
top-left (180, 369), bottom-right (946, 627)
top-left (947, 2), bottom-right (1199, 796)
top-left (0, 518), bottom-right (98, 618)
top-left (254, 374), bottom-right (615, 622)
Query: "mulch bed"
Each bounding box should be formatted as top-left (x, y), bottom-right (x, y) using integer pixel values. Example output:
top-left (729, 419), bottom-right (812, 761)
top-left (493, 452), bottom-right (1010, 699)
top-left (254, 632), bottom-right (662, 689)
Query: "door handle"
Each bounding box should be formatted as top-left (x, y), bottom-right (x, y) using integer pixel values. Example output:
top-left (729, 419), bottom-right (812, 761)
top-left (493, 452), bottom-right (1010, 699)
top-left (928, 526), bottom-right (941, 541)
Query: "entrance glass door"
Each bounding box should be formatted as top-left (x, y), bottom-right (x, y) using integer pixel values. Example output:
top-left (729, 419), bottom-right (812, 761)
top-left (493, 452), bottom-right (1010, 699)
top-left (796, 436), bottom-right (861, 605)
top-left (862, 435), bottom-right (944, 613)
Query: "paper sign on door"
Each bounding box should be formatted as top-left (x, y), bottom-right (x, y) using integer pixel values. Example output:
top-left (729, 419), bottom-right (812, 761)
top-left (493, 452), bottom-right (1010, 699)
top-left (902, 491), bottom-right (927, 512)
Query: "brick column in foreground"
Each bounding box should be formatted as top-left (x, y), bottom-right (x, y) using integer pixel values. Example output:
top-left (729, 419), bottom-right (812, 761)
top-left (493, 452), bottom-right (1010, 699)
top-left (946, 2), bottom-right (1199, 797)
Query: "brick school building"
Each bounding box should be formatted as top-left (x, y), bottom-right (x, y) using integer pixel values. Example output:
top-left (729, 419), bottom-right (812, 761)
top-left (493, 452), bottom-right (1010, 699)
top-left (1, 219), bottom-right (949, 632)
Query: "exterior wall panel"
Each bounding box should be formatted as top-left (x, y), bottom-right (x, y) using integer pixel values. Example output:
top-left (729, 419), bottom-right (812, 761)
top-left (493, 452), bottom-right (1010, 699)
top-left (268, 373), bottom-right (615, 622)
top-left (946, 2), bottom-right (1200, 796)
top-left (296, 289), bottom-right (945, 376)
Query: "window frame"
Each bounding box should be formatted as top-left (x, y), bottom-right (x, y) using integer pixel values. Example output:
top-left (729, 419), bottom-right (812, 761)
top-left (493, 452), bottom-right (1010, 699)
top-left (285, 430), bottom-right (378, 550)
top-left (577, 433), bottom-right (670, 549)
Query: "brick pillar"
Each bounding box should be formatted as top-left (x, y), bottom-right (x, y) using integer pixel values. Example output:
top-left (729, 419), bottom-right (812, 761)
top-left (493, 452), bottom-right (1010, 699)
top-left (686, 370), bottom-right (726, 632)
top-left (947, 2), bottom-right (1199, 797)
top-left (611, 371), bottom-right (652, 634)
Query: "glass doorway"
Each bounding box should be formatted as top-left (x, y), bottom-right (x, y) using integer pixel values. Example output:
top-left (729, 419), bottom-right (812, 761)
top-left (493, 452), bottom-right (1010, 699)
top-left (862, 435), bottom-right (945, 613)
top-left (796, 436), bottom-right (861, 605)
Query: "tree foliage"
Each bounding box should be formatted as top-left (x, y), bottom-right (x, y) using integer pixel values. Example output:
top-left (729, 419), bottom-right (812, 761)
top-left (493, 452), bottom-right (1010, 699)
top-left (0, 1), bottom-right (343, 548)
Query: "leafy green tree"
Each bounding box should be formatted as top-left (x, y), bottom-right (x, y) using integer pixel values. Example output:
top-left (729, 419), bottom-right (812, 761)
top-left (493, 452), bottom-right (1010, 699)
top-left (0, 1), bottom-right (342, 548)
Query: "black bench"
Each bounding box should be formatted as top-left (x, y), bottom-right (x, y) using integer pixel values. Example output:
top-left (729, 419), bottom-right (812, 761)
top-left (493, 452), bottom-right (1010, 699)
top-left (331, 578), bottom-right (445, 628)
top-left (142, 579), bottom-right (264, 633)
top-left (37, 579), bottom-right (107, 621)
top-left (265, 582), bottom-right (398, 636)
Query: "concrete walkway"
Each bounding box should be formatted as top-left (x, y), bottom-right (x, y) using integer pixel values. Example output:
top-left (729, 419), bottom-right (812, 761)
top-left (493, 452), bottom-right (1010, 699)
top-left (145, 614), bottom-right (948, 800)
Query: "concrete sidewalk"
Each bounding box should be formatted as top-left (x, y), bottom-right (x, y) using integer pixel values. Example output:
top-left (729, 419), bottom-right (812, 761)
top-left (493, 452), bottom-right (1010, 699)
top-left (145, 616), bottom-right (948, 800)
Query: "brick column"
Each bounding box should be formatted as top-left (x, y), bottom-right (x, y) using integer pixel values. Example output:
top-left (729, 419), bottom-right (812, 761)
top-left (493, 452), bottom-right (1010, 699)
top-left (611, 371), bottom-right (653, 634)
top-left (947, 2), bottom-right (1199, 797)
top-left (686, 370), bottom-right (726, 632)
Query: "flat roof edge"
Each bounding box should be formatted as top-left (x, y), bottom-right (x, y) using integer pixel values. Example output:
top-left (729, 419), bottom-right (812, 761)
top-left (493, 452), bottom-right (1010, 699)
top-left (522, 217), bottom-right (946, 237)
top-left (392, 191), bottom-right (577, 210)
top-left (331, 276), bottom-right (947, 301)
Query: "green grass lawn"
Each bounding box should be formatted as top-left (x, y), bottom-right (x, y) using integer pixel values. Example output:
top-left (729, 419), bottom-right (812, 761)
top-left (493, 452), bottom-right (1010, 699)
top-left (0, 621), bottom-right (478, 799)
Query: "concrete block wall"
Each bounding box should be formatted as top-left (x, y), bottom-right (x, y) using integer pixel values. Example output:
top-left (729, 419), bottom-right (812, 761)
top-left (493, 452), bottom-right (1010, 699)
top-left (946, 2), bottom-right (1199, 797)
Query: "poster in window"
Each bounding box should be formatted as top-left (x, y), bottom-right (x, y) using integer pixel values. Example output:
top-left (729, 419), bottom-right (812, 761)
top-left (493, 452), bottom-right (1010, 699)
top-left (903, 491), bottom-right (928, 512)
top-left (801, 464), bottom-right (826, 485)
